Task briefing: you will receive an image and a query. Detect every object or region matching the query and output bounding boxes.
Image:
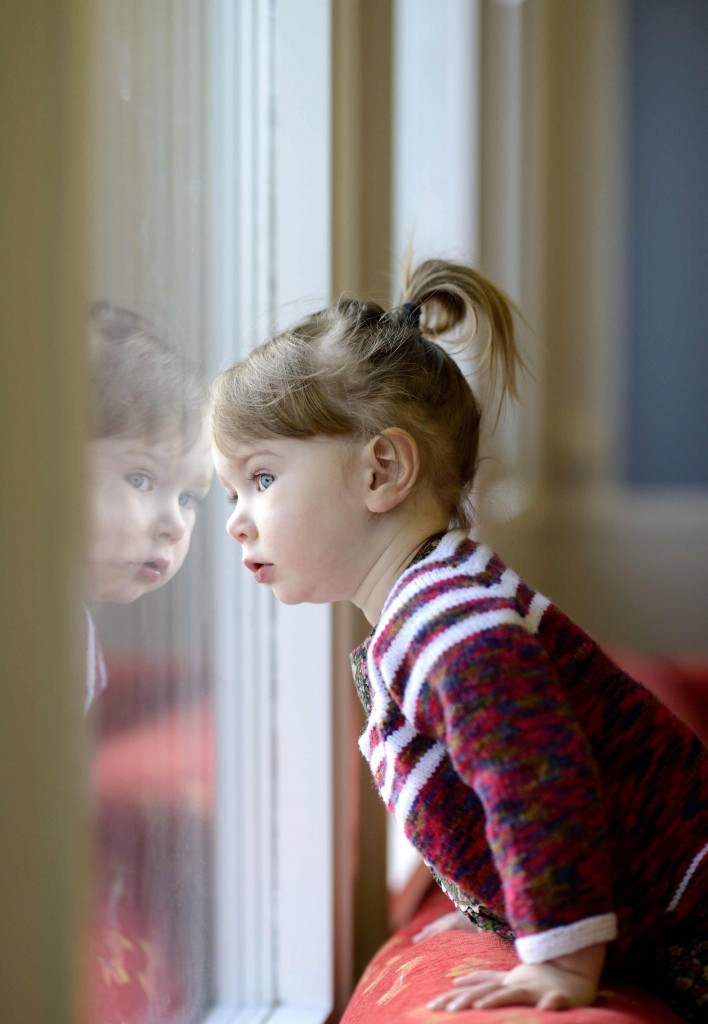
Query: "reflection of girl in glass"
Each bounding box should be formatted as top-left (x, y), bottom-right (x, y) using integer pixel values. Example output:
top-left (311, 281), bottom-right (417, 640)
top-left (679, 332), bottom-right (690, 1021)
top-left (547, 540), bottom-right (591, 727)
top-left (210, 258), bottom-right (708, 1020)
top-left (85, 303), bottom-right (212, 709)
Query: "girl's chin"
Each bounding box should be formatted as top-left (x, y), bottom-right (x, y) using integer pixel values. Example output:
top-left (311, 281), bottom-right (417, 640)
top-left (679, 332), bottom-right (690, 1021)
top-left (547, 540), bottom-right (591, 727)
top-left (87, 564), bottom-right (177, 603)
top-left (88, 581), bottom-right (165, 603)
top-left (272, 585), bottom-right (337, 606)
top-left (89, 591), bottom-right (143, 604)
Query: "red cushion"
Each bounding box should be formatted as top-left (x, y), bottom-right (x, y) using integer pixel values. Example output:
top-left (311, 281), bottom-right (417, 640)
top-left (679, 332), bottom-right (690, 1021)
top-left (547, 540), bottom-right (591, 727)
top-left (88, 699), bottom-right (214, 1022)
top-left (342, 890), bottom-right (684, 1024)
top-left (86, 897), bottom-right (185, 1024)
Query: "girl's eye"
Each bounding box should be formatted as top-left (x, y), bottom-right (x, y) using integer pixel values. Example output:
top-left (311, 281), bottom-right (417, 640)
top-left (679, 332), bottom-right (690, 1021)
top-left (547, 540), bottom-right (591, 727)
top-left (226, 493), bottom-right (238, 506)
top-left (255, 472), bottom-right (274, 491)
top-left (178, 492), bottom-right (199, 510)
top-left (126, 472), bottom-right (152, 492)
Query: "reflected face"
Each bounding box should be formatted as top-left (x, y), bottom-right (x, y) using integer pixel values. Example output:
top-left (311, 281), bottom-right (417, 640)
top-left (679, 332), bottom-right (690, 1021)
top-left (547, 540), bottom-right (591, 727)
top-left (87, 422), bottom-right (213, 602)
top-left (213, 436), bottom-right (372, 605)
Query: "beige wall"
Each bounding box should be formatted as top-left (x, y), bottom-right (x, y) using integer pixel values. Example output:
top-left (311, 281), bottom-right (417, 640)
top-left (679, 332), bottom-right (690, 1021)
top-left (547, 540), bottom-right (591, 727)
top-left (0, 2), bottom-right (90, 1021)
top-left (332, 0), bottom-right (394, 983)
top-left (483, 0), bottom-right (708, 653)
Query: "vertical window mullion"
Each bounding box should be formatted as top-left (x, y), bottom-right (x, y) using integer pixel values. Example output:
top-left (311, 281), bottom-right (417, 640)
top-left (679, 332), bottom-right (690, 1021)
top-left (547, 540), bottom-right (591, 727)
top-left (270, 1), bottom-right (334, 1018)
top-left (208, 0), bottom-right (277, 1014)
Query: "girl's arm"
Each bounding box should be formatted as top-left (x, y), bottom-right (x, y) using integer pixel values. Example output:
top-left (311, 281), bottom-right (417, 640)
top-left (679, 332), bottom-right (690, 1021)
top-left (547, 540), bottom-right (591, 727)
top-left (419, 620), bottom-right (618, 959)
top-left (428, 941), bottom-right (607, 1013)
top-left (411, 621), bottom-right (616, 1011)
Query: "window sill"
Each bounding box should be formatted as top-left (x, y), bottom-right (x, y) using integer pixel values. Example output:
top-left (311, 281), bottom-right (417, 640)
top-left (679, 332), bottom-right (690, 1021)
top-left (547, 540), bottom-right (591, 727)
top-left (203, 1005), bottom-right (330, 1024)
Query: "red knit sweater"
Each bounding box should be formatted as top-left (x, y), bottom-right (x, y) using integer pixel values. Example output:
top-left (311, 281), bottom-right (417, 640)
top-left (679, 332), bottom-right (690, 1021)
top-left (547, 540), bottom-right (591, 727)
top-left (350, 531), bottom-right (708, 965)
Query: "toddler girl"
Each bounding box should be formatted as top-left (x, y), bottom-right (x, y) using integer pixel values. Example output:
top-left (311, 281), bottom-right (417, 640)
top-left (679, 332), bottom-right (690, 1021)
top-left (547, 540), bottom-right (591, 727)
top-left (210, 259), bottom-right (708, 1018)
top-left (85, 302), bottom-right (212, 707)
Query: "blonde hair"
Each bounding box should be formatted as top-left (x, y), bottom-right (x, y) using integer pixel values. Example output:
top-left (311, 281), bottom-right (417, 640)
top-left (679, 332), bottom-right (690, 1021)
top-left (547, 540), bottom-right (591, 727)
top-left (89, 301), bottom-right (206, 449)
top-left (211, 259), bottom-right (522, 528)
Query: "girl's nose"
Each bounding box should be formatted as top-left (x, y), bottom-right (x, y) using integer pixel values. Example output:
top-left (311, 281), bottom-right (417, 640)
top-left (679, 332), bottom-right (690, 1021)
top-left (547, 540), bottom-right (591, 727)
top-left (157, 502), bottom-right (187, 543)
top-left (226, 505), bottom-right (255, 544)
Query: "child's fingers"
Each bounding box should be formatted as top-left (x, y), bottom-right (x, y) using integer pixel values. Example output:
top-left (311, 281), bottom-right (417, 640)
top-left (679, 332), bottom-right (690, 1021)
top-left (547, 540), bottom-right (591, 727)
top-left (430, 980), bottom-right (571, 1013)
top-left (427, 980), bottom-right (505, 1012)
top-left (426, 986), bottom-right (477, 1012)
top-left (451, 968), bottom-right (580, 1011)
top-left (471, 985), bottom-right (570, 1011)
top-left (452, 969), bottom-right (500, 986)
top-left (538, 990), bottom-right (571, 1011)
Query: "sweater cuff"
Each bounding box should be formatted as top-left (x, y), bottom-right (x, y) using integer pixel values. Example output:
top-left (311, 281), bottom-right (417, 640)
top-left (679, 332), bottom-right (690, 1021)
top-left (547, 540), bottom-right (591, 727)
top-left (515, 913), bottom-right (617, 964)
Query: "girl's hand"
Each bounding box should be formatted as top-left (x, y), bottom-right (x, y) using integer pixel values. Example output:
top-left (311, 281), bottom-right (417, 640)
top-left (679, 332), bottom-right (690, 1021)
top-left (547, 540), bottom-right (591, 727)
top-left (427, 961), bottom-right (598, 1012)
top-left (427, 942), bottom-right (606, 1013)
top-left (413, 910), bottom-right (481, 944)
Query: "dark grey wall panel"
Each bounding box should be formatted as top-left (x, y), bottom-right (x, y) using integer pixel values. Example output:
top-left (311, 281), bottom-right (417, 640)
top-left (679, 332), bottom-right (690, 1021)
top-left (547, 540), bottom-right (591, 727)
top-left (625, 0), bottom-right (708, 485)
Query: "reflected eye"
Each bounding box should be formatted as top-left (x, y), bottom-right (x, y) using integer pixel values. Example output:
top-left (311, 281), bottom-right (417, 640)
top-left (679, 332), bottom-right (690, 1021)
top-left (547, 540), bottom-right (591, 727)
top-left (126, 472), bottom-right (152, 491)
top-left (178, 492), bottom-right (199, 510)
top-left (255, 472), bottom-right (274, 491)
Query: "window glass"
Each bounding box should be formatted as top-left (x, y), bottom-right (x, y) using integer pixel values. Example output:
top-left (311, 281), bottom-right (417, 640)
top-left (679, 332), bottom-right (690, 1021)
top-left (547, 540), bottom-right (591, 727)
top-left (87, 3), bottom-right (220, 1019)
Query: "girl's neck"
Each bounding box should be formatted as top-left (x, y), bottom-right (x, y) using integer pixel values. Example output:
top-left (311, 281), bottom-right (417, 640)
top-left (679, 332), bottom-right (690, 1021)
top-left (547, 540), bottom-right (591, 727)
top-left (352, 507), bottom-right (450, 625)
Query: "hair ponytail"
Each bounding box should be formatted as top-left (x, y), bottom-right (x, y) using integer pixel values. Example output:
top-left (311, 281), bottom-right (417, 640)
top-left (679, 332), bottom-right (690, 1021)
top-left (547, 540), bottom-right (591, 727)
top-left (400, 258), bottom-right (521, 405)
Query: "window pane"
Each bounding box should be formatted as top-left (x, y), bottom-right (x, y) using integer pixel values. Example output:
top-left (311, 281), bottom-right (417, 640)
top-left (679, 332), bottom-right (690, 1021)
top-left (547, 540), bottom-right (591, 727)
top-left (86, 2), bottom-right (220, 1020)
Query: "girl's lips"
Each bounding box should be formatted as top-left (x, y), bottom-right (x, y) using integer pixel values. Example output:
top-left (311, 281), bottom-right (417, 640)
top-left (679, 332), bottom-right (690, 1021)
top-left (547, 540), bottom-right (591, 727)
top-left (244, 559), bottom-right (273, 584)
top-left (136, 558), bottom-right (169, 583)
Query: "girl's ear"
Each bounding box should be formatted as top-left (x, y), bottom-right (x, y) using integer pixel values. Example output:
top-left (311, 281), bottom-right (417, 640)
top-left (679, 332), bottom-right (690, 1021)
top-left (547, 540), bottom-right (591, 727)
top-left (362, 428), bottom-right (420, 513)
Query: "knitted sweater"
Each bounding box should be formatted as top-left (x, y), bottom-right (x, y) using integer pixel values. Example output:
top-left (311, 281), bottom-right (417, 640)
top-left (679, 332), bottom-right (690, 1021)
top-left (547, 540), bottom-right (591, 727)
top-left (350, 530), bottom-right (708, 965)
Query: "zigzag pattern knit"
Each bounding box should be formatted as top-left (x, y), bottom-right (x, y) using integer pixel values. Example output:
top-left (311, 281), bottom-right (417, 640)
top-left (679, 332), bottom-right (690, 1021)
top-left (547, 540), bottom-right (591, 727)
top-left (350, 530), bottom-right (708, 965)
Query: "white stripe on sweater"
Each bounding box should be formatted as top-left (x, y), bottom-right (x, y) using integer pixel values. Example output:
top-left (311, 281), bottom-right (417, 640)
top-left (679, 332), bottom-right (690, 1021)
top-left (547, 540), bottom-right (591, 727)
top-left (515, 913), bottom-right (617, 964)
top-left (360, 714), bottom-right (446, 824)
top-left (667, 841), bottom-right (708, 912)
top-left (369, 540), bottom-right (513, 705)
top-left (393, 743), bottom-right (446, 824)
top-left (359, 728), bottom-right (381, 767)
top-left (527, 591), bottom-right (551, 633)
top-left (361, 532), bottom-right (553, 829)
top-left (381, 721), bottom-right (419, 803)
top-left (400, 602), bottom-right (526, 722)
top-left (380, 579), bottom-right (550, 725)
top-left (359, 714), bottom-right (415, 780)
top-left (374, 565), bottom-right (521, 708)
top-left (382, 532), bottom-right (491, 624)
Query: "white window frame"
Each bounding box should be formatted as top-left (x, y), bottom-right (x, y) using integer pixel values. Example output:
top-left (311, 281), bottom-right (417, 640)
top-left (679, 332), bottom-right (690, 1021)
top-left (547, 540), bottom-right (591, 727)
top-left (390, 0), bottom-right (482, 898)
top-left (393, 0), bottom-right (544, 522)
top-left (206, 2), bottom-right (334, 1023)
top-left (389, 0), bottom-right (543, 902)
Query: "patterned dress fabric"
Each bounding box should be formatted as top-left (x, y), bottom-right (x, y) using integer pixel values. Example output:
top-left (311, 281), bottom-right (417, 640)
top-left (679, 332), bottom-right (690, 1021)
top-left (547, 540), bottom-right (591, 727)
top-left (350, 530), bottom-right (708, 1010)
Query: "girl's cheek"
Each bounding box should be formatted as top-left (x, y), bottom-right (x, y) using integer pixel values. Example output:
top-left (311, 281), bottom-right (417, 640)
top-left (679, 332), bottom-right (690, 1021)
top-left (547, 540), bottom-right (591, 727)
top-left (183, 520), bottom-right (197, 549)
top-left (174, 534), bottom-right (192, 569)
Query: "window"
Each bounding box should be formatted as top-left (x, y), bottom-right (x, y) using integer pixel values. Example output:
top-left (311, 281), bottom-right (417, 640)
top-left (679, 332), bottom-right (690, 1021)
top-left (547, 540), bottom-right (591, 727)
top-left (87, 3), bottom-right (335, 1022)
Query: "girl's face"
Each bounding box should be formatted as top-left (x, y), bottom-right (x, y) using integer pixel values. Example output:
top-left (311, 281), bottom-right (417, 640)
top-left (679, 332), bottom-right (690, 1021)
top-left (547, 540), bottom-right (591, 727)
top-left (87, 422), bottom-right (213, 602)
top-left (213, 435), bottom-right (376, 606)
